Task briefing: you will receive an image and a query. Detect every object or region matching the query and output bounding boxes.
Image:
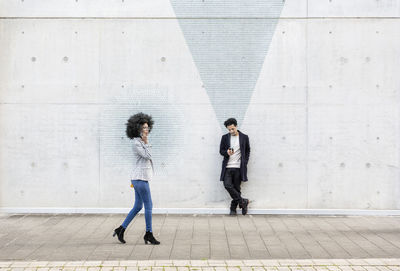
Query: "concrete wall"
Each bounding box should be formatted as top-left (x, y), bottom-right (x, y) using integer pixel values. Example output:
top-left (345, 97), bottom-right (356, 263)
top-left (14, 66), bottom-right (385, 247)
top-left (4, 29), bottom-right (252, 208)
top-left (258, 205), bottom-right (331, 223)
top-left (0, 0), bottom-right (399, 213)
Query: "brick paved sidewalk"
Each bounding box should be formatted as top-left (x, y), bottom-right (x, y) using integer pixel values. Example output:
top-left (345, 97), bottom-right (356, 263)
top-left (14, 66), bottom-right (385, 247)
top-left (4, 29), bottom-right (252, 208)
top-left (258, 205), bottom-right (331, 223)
top-left (1, 259), bottom-right (400, 271)
top-left (1, 214), bottom-right (400, 261)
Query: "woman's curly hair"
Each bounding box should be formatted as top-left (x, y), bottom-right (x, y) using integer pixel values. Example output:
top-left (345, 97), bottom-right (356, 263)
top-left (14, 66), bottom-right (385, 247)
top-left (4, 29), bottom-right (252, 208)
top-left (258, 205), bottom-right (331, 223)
top-left (126, 112), bottom-right (154, 139)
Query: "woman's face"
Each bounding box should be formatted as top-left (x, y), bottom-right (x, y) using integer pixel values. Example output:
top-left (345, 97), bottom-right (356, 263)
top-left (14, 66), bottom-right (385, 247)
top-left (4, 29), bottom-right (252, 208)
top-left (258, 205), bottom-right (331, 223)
top-left (141, 123), bottom-right (150, 137)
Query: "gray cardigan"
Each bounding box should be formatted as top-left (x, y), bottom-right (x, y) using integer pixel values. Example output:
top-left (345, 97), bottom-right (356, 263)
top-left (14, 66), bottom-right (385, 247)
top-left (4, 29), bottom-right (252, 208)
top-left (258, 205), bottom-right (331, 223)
top-left (131, 137), bottom-right (154, 181)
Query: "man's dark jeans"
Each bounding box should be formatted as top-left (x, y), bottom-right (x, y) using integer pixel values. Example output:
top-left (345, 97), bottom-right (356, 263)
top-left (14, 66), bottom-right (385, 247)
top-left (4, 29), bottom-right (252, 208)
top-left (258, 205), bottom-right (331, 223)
top-left (223, 168), bottom-right (243, 210)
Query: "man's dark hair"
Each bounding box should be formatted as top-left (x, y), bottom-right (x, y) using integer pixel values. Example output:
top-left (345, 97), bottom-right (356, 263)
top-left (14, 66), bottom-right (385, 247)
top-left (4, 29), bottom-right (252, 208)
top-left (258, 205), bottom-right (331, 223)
top-left (224, 118), bottom-right (237, 127)
top-left (126, 112), bottom-right (154, 139)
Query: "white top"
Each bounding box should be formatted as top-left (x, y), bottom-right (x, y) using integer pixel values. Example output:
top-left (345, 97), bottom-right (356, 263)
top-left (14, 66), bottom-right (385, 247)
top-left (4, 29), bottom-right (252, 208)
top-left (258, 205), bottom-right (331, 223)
top-left (227, 134), bottom-right (241, 168)
top-left (131, 138), bottom-right (154, 181)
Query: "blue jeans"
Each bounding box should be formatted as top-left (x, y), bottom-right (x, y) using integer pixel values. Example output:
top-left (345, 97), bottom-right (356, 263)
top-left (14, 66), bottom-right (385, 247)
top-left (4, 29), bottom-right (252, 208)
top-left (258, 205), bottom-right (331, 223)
top-left (122, 180), bottom-right (153, 232)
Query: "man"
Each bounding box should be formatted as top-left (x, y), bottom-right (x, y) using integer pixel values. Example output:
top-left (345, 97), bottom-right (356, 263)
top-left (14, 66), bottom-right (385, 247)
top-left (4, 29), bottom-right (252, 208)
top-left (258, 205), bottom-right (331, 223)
top-left (219, 118), bottom-right (250, 215)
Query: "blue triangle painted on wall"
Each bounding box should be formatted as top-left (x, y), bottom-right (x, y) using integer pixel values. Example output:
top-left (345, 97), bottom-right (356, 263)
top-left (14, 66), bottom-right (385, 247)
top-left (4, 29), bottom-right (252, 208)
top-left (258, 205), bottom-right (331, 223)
top-left (170, 1), bottom-right (284, 129)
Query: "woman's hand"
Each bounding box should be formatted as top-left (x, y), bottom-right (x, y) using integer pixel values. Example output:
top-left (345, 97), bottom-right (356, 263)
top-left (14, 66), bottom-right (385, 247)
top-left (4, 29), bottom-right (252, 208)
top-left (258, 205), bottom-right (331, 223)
top-left (141, 134), bottom-right (148, 144)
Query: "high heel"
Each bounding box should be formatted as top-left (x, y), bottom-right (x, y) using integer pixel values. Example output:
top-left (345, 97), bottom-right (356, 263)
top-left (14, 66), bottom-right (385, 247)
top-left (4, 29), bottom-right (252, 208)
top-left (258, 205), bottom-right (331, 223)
top-left (143, 231), bottom-right (160, 245)
top-left (113, 225), bottom-right (126, 244)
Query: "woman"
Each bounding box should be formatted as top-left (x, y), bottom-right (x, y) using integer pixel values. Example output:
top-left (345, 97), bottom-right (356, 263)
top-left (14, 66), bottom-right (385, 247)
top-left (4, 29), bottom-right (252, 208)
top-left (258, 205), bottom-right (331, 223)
top-left (113, 112), bottom-right (160, 245)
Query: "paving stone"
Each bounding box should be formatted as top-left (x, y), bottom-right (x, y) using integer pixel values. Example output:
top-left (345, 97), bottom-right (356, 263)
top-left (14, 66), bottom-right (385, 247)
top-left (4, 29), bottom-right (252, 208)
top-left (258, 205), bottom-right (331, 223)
top-left (206, 262), bottom-right (225, 267)
top-left (190, 262), bottom-right (208, 268)
top-left (10, 264), bottom-right (30, 268)
top-left (1, 215), bottom-right (400, 261)
top-left (172, 262), bottom-right (190, 268)
top-left (83, 263), bottom-right (102, 267)
top-left (100, 263), bottom-right (119, 268)
top-left (137, 263), bottom-right (154, 268)
top-left (47, 263), bottom-right (67, 268)
top-left (225, 262), bottom-right (243, 267)
top-left (65, 263), bottom-right (85, 267)
top-left (295, 260), bottom-right (314, 266)
top-left (277, 261), bottom-right (297, 267)
top-left (363, 260), bottom-right (385, 266)
top-left (347, 260), bottom-right (368, 266)
top-left (243, 261), bottom-right (263, 267)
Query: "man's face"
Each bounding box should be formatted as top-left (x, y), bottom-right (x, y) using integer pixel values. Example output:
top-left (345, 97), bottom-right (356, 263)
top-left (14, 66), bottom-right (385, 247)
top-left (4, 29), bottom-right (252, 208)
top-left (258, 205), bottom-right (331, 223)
top-left (227, 124), bottom-right (238, 136)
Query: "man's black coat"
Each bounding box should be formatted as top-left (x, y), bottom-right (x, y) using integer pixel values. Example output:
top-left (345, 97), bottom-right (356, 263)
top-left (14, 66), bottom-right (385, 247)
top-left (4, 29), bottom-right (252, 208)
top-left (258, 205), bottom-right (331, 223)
top-left (219, 130), bottom-right (251, 182)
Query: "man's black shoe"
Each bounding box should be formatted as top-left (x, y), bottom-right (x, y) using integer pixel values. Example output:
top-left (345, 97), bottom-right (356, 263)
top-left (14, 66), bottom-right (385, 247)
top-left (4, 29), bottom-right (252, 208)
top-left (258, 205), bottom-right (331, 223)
top-left (241, 199), bottom-right (249, 215)
top-left (229, 209), bottom-right (237, 216)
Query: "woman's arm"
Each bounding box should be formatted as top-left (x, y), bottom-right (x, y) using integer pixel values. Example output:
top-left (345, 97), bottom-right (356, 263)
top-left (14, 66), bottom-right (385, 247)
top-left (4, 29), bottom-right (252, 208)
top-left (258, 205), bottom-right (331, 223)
top-left (134, 139), bottom-right (152, 160)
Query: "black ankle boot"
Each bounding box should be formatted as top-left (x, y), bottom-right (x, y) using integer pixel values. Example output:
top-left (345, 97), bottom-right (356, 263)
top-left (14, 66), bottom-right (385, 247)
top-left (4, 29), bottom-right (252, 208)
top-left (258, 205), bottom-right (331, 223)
top-left (241, 198), bottom-right (249, 215)
top-left (113, 225), bottom-right (126, 244)
top-left (144, 231), bottom-right (160, 245)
